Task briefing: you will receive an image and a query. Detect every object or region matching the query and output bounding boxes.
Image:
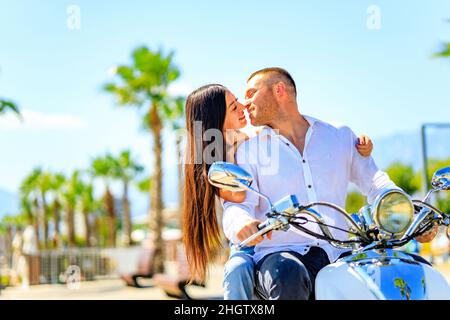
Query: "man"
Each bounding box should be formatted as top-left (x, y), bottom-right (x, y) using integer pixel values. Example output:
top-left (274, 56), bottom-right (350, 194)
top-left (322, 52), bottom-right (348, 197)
top-left (222, 67), bottom-right (437, 300)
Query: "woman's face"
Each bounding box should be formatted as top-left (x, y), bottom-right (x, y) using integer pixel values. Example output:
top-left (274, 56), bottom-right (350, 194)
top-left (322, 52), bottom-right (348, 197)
top-left (223, 91), bottom-right (247, 131)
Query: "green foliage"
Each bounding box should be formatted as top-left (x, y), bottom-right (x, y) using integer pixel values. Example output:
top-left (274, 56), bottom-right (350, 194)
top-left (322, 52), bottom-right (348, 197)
top-left (104, 45), bottom-right (183, 128)
top-left (89, 154), bottom-right (118, 191)
top-left (137, 177), bottom-right (152, 193)
top-left (385, 162), bottom-right (420, 195)
top-left (436, 194), bottom-right (450, 215)
top-left (433, 42), bottom-right (450, 58)
top-left (416, 158), bottom-right (450, 191)
top-left (432, 22), bottom-right (450, 59)
top-left (0, 98), bottom-right (20, 116)
top-left (345, 191), bottom-right (366, 213)
top-left (62, 170), bottom-right (84, 208)
top-left (79, 180), bottom-right (100, 213)
top-left (114, 150), bottom-right (144, 181)
top-left (0, 213), bottom-right (28, 232)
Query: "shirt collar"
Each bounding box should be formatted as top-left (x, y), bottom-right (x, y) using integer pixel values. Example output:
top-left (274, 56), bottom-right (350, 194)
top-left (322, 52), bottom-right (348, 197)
top-left (257, 114), bottom-right (319, 138)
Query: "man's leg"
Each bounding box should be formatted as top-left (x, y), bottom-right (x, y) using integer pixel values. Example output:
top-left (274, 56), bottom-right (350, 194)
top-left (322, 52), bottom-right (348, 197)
top-left (255, 247), bottom-right (330, 300)
top-left (223, 250), bottom-right (255, 300)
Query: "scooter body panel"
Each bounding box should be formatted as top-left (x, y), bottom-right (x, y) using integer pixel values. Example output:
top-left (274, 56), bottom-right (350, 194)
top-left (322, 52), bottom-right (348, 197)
top-left (315, 249), bottom-right (450, 300)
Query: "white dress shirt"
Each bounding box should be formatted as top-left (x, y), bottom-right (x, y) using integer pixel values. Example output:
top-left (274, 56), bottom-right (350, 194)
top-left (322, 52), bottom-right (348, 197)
top-left (222, 115), bottom-right (397, 264)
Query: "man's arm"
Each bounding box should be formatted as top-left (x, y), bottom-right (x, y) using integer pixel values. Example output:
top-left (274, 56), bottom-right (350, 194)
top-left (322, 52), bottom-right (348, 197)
top-left (346, 127), bottom-right (440, 242)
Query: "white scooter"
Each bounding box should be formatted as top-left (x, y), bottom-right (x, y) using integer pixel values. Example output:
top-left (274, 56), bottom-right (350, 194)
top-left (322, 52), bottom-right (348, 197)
top-left (208, 162), bottom-right (450, 300)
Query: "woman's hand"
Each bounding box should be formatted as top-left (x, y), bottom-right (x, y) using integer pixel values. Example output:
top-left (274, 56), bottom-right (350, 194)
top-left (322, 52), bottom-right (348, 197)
top-left (356, 134), bottom-right (373, 157)
top-left (236, 219), bottom-right (272, 246)
top-left (415, 222), bottom-right (439, 243)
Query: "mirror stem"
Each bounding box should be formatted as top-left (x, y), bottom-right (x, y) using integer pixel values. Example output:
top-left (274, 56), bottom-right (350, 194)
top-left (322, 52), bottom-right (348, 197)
top-left (244, 185), bottom-right (274, 210)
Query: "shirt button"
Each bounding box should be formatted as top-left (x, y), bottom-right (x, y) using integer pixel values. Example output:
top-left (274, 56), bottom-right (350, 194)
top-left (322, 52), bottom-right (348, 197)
top-left (308, 185), bottom-right (312, 188)
top-left (302, 160), bottom-right (306, 163)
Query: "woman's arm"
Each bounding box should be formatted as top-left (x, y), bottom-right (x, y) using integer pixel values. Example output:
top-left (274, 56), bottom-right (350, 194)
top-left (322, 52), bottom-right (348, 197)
top-left (219, 189), bottom-right (247, 203)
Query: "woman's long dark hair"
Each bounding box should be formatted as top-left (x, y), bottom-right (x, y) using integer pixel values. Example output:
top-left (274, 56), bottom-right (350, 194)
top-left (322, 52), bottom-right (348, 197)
top-left (182, 84), bottom-right (227, 282)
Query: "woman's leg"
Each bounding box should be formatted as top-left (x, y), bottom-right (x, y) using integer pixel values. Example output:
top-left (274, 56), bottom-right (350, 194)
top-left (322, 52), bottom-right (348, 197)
top-left (223, 247), bottom-right (255, 300)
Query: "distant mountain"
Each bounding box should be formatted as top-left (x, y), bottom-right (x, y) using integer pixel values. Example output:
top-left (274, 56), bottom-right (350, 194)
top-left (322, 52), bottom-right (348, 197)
top-left (372, 129), bottom-right (450, 171)
top-left (0, 188), bottom-right (19, 218)
top-left (1, 130), bottom-right (449, 221)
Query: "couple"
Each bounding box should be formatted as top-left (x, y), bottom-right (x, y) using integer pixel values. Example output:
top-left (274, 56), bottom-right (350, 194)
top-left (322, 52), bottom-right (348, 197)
top-left (182, 67), bottom-right (437, 300)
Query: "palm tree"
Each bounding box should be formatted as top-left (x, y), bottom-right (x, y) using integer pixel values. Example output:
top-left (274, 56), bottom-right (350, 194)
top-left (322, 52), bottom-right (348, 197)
top-left (0, 96), bottom-right (21, 124)
top-left (35, 171), bottom-right (53, 249)
top-left (0, 99), bottom-right (20, 116)
top-left (434, 43), bottom-right (450, 58)
top-left (91, 154), bottom-right (117, 247)
top-left (433, 21), bottom-right (450, 58)
top-left (78, 180), bottom-right (98, 247)
top-left (48, 172), bottom-right (66, 248)
top-left (113, 150), bottom-right (144, 246)
top-left (172, 105), bottom-right (186, 219)
top-left (61, 171), bottom-right (84, 247)
top-left (104, 46), bottom-right (183, 272)
top-left (19, 168), bottom-right (43, 247)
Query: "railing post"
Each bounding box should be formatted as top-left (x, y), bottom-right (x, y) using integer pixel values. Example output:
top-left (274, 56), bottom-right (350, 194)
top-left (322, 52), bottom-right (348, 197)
top-left (421, 124), bottom-right (429, 197)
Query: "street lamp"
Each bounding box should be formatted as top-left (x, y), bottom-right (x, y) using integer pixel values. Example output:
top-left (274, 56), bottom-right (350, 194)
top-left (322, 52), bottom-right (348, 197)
top-left (421, 123), bottom-right (450, 197)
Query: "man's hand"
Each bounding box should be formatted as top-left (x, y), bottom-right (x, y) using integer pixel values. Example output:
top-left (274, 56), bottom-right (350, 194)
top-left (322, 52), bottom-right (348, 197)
top-left (415, 223), bottom-right (439, 243)
top-left (356, 134), bottom-right (373, 157)
top-left (236, 219), bottom-right (272, 246)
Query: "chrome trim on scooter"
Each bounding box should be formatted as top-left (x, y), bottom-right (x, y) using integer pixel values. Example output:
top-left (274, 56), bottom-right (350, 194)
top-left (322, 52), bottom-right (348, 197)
top-left (341, 249), bottom-right (427, 300)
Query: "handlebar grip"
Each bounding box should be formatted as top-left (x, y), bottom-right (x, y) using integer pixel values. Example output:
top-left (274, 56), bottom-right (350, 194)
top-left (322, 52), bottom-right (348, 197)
top-left (258, 220), bottom-right (269, 230)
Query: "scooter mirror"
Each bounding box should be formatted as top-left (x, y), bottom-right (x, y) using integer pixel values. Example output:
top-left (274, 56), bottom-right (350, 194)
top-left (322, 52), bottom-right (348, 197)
top-left (208, 161), bottom-right (253, 191)
top-left (431, 167), bottom-right (450, 191)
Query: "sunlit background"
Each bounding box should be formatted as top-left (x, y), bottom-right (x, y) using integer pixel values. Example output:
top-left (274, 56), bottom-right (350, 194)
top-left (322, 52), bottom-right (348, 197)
top-left (0, 0), bottom-right (449, 299)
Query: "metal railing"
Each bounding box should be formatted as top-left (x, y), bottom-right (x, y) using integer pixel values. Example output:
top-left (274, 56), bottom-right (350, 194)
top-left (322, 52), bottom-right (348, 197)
top-left (37, 248), bottom-right (115, 284)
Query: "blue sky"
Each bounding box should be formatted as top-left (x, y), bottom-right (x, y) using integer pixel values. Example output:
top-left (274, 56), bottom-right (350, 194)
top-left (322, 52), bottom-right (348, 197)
top-left (0, 0), bottom-right (449, 209)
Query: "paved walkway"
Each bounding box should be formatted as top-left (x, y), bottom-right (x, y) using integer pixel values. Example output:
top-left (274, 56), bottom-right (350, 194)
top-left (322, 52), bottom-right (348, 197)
top-left (0, 263), bottom-right (225, 300)
top-left (1, 263), bottom-right (449, 300)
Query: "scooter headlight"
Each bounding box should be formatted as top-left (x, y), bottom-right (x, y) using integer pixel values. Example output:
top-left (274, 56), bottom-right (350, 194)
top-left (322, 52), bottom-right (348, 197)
top-left (373, 189), bottom-right (414, 236)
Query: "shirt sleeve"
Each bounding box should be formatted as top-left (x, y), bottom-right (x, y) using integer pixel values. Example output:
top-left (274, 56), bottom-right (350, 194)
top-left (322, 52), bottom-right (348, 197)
top-left (221, 141), bottom-right (261, 243)
top-left (347, 127), bottom-right (399, 204)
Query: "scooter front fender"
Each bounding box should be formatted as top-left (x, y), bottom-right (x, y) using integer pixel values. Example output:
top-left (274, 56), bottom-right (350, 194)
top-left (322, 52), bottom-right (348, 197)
top-left (315, 251), bottom-right (450, 300)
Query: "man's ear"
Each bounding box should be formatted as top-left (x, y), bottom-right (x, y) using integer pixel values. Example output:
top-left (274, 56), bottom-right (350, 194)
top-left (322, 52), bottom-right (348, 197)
top-left (273, 82), bottom-right (286, 98)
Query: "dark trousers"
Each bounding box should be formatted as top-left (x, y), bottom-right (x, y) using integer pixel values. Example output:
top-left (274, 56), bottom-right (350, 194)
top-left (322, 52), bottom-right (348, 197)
top-left (255, 247), bottom-right (330, 300)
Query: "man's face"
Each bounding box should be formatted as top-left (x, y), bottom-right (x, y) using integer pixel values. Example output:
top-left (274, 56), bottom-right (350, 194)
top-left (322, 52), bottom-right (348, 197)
top-left (245, 74), bottom-right (278, 126)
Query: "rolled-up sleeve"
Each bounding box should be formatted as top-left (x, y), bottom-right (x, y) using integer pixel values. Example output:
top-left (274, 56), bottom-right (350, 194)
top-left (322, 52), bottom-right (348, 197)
top-left (347, 128), bottom-right (399, 204)
top-left (222, 142), bottom-right (261, 243)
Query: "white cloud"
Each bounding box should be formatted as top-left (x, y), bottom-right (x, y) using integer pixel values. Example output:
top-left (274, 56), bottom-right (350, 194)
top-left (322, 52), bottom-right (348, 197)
top-left (168, 82), bottom-right (193, 97)
top-left (0, 109), bottom-right (87, 131)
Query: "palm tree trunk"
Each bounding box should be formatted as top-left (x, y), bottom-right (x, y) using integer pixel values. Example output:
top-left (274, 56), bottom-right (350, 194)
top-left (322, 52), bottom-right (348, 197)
top-left (32, 197), bottom-right (40, 249)
top-left (93, 215), bottom-right (101, 247)
top-left (67, 206), bottom-right (76, 247)
top-left (104, 189), bottom-right (116, 247)
top-left (122, 181), bottom-right (132, 246)
top-left (148, 103), bottom-right (165, 273)
top-left (82, 207), bottom-right (91, 247)
top-left (41, 192), bottom-right (49, 249)
top-left (52, 199), bottom-right (61, 248)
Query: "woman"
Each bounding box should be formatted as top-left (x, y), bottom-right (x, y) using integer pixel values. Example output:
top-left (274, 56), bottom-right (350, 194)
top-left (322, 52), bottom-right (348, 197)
top-left (182, 84), bottom-right (373, 299)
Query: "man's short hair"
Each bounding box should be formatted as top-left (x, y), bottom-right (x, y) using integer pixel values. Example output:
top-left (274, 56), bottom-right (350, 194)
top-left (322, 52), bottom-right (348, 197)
top-left (247, 67), bottom-right (297, 96)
